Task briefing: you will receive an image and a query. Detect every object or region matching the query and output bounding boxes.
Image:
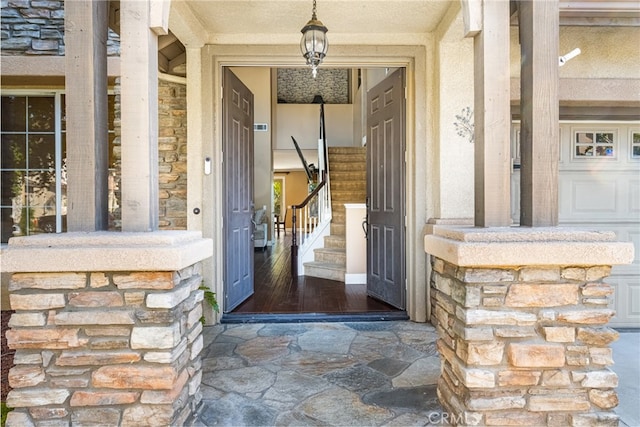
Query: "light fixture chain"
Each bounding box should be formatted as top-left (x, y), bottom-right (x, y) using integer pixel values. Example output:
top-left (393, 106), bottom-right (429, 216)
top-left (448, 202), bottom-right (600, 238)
top-left (312, 0), bottom-right (317, 19)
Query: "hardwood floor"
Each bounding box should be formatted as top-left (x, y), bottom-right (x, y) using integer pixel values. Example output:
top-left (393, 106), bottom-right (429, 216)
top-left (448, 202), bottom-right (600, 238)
top-left (229, 233), bottom-right (402, 317)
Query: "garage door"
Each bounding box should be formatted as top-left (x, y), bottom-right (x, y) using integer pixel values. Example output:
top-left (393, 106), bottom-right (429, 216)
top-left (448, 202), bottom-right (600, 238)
top-left (511, 122), bottom-right (640, 328)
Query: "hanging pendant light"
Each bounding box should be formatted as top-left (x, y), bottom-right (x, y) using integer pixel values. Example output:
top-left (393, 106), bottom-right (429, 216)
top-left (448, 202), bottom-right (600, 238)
top-left (300, 0), bottom-right (328, 78)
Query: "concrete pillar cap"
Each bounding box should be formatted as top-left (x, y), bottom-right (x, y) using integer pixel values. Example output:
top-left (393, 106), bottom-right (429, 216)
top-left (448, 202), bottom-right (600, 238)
top-left (424, 226), bottom-right (634, 267)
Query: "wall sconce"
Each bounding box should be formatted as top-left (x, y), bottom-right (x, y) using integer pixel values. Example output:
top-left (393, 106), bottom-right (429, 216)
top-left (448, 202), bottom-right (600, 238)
top-left (300, 0), bottom-right (328, 78)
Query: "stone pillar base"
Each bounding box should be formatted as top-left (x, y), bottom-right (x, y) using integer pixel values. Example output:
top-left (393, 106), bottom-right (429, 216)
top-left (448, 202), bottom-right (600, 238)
top-left (2, 231), bottom-right (213, 427)
top-left (425, 226), bottom-right (633, 427)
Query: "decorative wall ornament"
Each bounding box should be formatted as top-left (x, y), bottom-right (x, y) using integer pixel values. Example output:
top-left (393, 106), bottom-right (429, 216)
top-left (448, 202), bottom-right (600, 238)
top-left (454, 106), bottom-right (474, 143)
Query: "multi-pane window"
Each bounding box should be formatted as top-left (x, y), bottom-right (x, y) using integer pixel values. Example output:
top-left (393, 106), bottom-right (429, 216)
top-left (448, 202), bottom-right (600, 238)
top-left (1, 95), bottom-right (63, 242)
top-left (574, 131), bottom-right (616, 158)
top-left (632, 131), bottom-right (640, 158)
top-left (1, 93), bottom-right (117, 243)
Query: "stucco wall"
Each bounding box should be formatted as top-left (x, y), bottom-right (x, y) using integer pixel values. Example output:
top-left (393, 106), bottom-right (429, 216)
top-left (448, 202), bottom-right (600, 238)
top-left (435, 9), bottom-right (475, 220)
top-left (510, 26), bottom-right (640, 79)
top-left (432, 15), bottom-right (640, 222)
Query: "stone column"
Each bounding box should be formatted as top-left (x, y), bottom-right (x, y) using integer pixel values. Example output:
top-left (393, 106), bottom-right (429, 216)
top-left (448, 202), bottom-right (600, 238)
top-left (2, 232), bottom-right (213, 427)
top-left (425, 226), bottom-right (633, 426)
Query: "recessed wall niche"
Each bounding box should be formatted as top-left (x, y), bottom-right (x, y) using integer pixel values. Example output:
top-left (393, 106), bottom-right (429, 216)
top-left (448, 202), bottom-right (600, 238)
top-left (277, 68), bottom-right (350, 104)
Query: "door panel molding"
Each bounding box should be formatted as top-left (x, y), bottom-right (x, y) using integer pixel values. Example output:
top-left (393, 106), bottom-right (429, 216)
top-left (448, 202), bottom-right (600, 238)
top-left (366, 68), bottom-right (406, 310)
top-left (223, 68), bottom-right (255, 312)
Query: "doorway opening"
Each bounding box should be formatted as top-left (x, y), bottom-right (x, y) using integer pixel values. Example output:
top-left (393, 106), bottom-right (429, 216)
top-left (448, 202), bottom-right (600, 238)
top-left (220, 66), bottom-right (409, 322)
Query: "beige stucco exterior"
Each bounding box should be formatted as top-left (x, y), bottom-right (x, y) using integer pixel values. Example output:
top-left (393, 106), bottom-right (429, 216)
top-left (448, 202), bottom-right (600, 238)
top-left (510, 26), bottom-right (640, 80)
top-left (2, 1), bottom-right (638, 322)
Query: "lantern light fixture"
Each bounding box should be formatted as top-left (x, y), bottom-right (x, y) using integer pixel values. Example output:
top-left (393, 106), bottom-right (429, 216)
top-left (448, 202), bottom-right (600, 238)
top-left (300, 0), bottom-right (328, 78)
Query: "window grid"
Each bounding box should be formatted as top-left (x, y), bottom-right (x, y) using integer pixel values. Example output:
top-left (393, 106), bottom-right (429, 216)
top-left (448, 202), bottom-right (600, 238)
top-left (1, 94), bottom-right (59, 240)
top-left (632, 131), bottom-right (640, 158)
top-left (1, 92), bottom-right (117, 242)
top-left (574, 130), bottom-right (616, 158)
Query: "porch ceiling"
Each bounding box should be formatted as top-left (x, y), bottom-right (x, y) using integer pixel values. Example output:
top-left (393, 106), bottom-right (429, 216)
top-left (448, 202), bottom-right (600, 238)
top-left (136, 0), bottom-right (640, 76)
top-left (182, 0), bottom-right (453, 45)
top-left (179, 0), bottom-right (639, 45)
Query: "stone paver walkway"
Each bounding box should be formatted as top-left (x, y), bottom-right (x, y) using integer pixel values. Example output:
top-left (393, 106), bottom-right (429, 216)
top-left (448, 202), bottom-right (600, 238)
top-left (188, 321), bottom-right (444, 426)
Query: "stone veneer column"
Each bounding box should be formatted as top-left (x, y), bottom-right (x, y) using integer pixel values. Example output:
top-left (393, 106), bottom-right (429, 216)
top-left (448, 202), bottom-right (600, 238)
top-left (2, 231), bottom-right (212, 427)
top-left (425, 226), bottom-right (634, 427)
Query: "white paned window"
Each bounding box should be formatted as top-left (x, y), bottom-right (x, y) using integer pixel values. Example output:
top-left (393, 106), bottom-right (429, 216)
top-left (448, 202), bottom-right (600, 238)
top-left (1, 94), bottom-right (62, 242)
top-left (574, 130), bottom-right (616, 158)
top-left (1, 92), bottom-right (117, 243)
top-left (632, 131), bottom-right (640, 158)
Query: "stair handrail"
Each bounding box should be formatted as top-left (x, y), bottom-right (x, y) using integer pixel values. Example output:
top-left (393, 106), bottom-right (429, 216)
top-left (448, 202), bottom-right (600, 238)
top-left (291, 100), bottom-right (331, 277)
top-left (291, 173), bottom-right (326, 277)
top-left (290, 136), bottom-right (314, 184)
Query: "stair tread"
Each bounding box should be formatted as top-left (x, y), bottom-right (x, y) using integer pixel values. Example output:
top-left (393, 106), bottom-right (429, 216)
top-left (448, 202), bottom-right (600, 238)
top-left (328, 148), bottom-right (366, 154)
top-left (304, 261), bottom-right (346, 270)
top-left (303, 147), bottom-right (363, 281)
top-left (325, 235), bottom-right (345, 241)
top-left (315, 247), bottom-right (345, 253)
top-left (313, 248), bottom-right (347, 262)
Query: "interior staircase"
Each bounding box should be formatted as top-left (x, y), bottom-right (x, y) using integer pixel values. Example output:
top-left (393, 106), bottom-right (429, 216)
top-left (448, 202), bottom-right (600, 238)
top-left (303, 147), bottom-right (366, 281)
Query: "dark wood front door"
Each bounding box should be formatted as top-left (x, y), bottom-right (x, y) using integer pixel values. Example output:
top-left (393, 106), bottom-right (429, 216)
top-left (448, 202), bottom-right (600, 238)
top-left (366, 68), bottom-right (406, 309)
top-left (223, 68), bottom-right (255, 312)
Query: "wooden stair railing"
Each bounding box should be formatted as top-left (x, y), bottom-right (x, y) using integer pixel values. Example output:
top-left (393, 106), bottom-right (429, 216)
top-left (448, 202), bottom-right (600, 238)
top-left (291, 172), bottom-right (327, 277)
top-left (290, 100), bottom-right (330, 277)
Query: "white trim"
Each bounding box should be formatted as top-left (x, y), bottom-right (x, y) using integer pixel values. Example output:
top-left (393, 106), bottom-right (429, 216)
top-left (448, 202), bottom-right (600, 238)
top-left (203, 44), bottom-right (427, 321)
top-left (55, 92), bottom-right (63, 231)
top-left (345, 273), bottom-right (366, 284)
top-left (629, 128), bottom-right (640, 159)
top-left (158, 72), bottom-right (187, 85)
top-left (0, 92), bottom-right (65, 237)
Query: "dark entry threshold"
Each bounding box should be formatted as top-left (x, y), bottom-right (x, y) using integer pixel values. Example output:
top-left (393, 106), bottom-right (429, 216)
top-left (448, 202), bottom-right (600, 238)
top-left (221, 311), bottom-right (409, 324)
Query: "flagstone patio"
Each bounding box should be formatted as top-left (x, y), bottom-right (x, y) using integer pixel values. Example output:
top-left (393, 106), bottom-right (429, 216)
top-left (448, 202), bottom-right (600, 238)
top-left (188, 321), bottom-right (445, 426)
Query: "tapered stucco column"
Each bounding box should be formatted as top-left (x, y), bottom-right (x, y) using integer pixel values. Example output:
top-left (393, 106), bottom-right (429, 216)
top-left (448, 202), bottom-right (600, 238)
top-left (425, 226), bottom-right (633, 426)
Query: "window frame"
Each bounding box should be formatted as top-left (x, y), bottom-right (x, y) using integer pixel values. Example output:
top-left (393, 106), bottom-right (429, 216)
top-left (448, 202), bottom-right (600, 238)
top-left (630, 129), bottom-right (640, 160)
top-left (1, 90), bottom-right (64, 240)
top-left (1, 89), bottom-right (116, 241)
top-left (571, 128), bottom-right (618, 160)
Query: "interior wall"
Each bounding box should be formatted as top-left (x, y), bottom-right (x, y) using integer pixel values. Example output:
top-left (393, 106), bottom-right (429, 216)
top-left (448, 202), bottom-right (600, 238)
top-left (276, 104), bottom-right (355, 149)
top-left (353, 78), bottom-right (364, 146)
top-left (274, 171), bottom-right (309, 228)
top-left (230, 67), bottom-right (273, 237)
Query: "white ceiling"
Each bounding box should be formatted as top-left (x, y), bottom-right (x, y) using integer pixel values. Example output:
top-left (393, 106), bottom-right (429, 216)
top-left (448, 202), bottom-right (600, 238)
top-left (180, 0), bottom-right (453, 45)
